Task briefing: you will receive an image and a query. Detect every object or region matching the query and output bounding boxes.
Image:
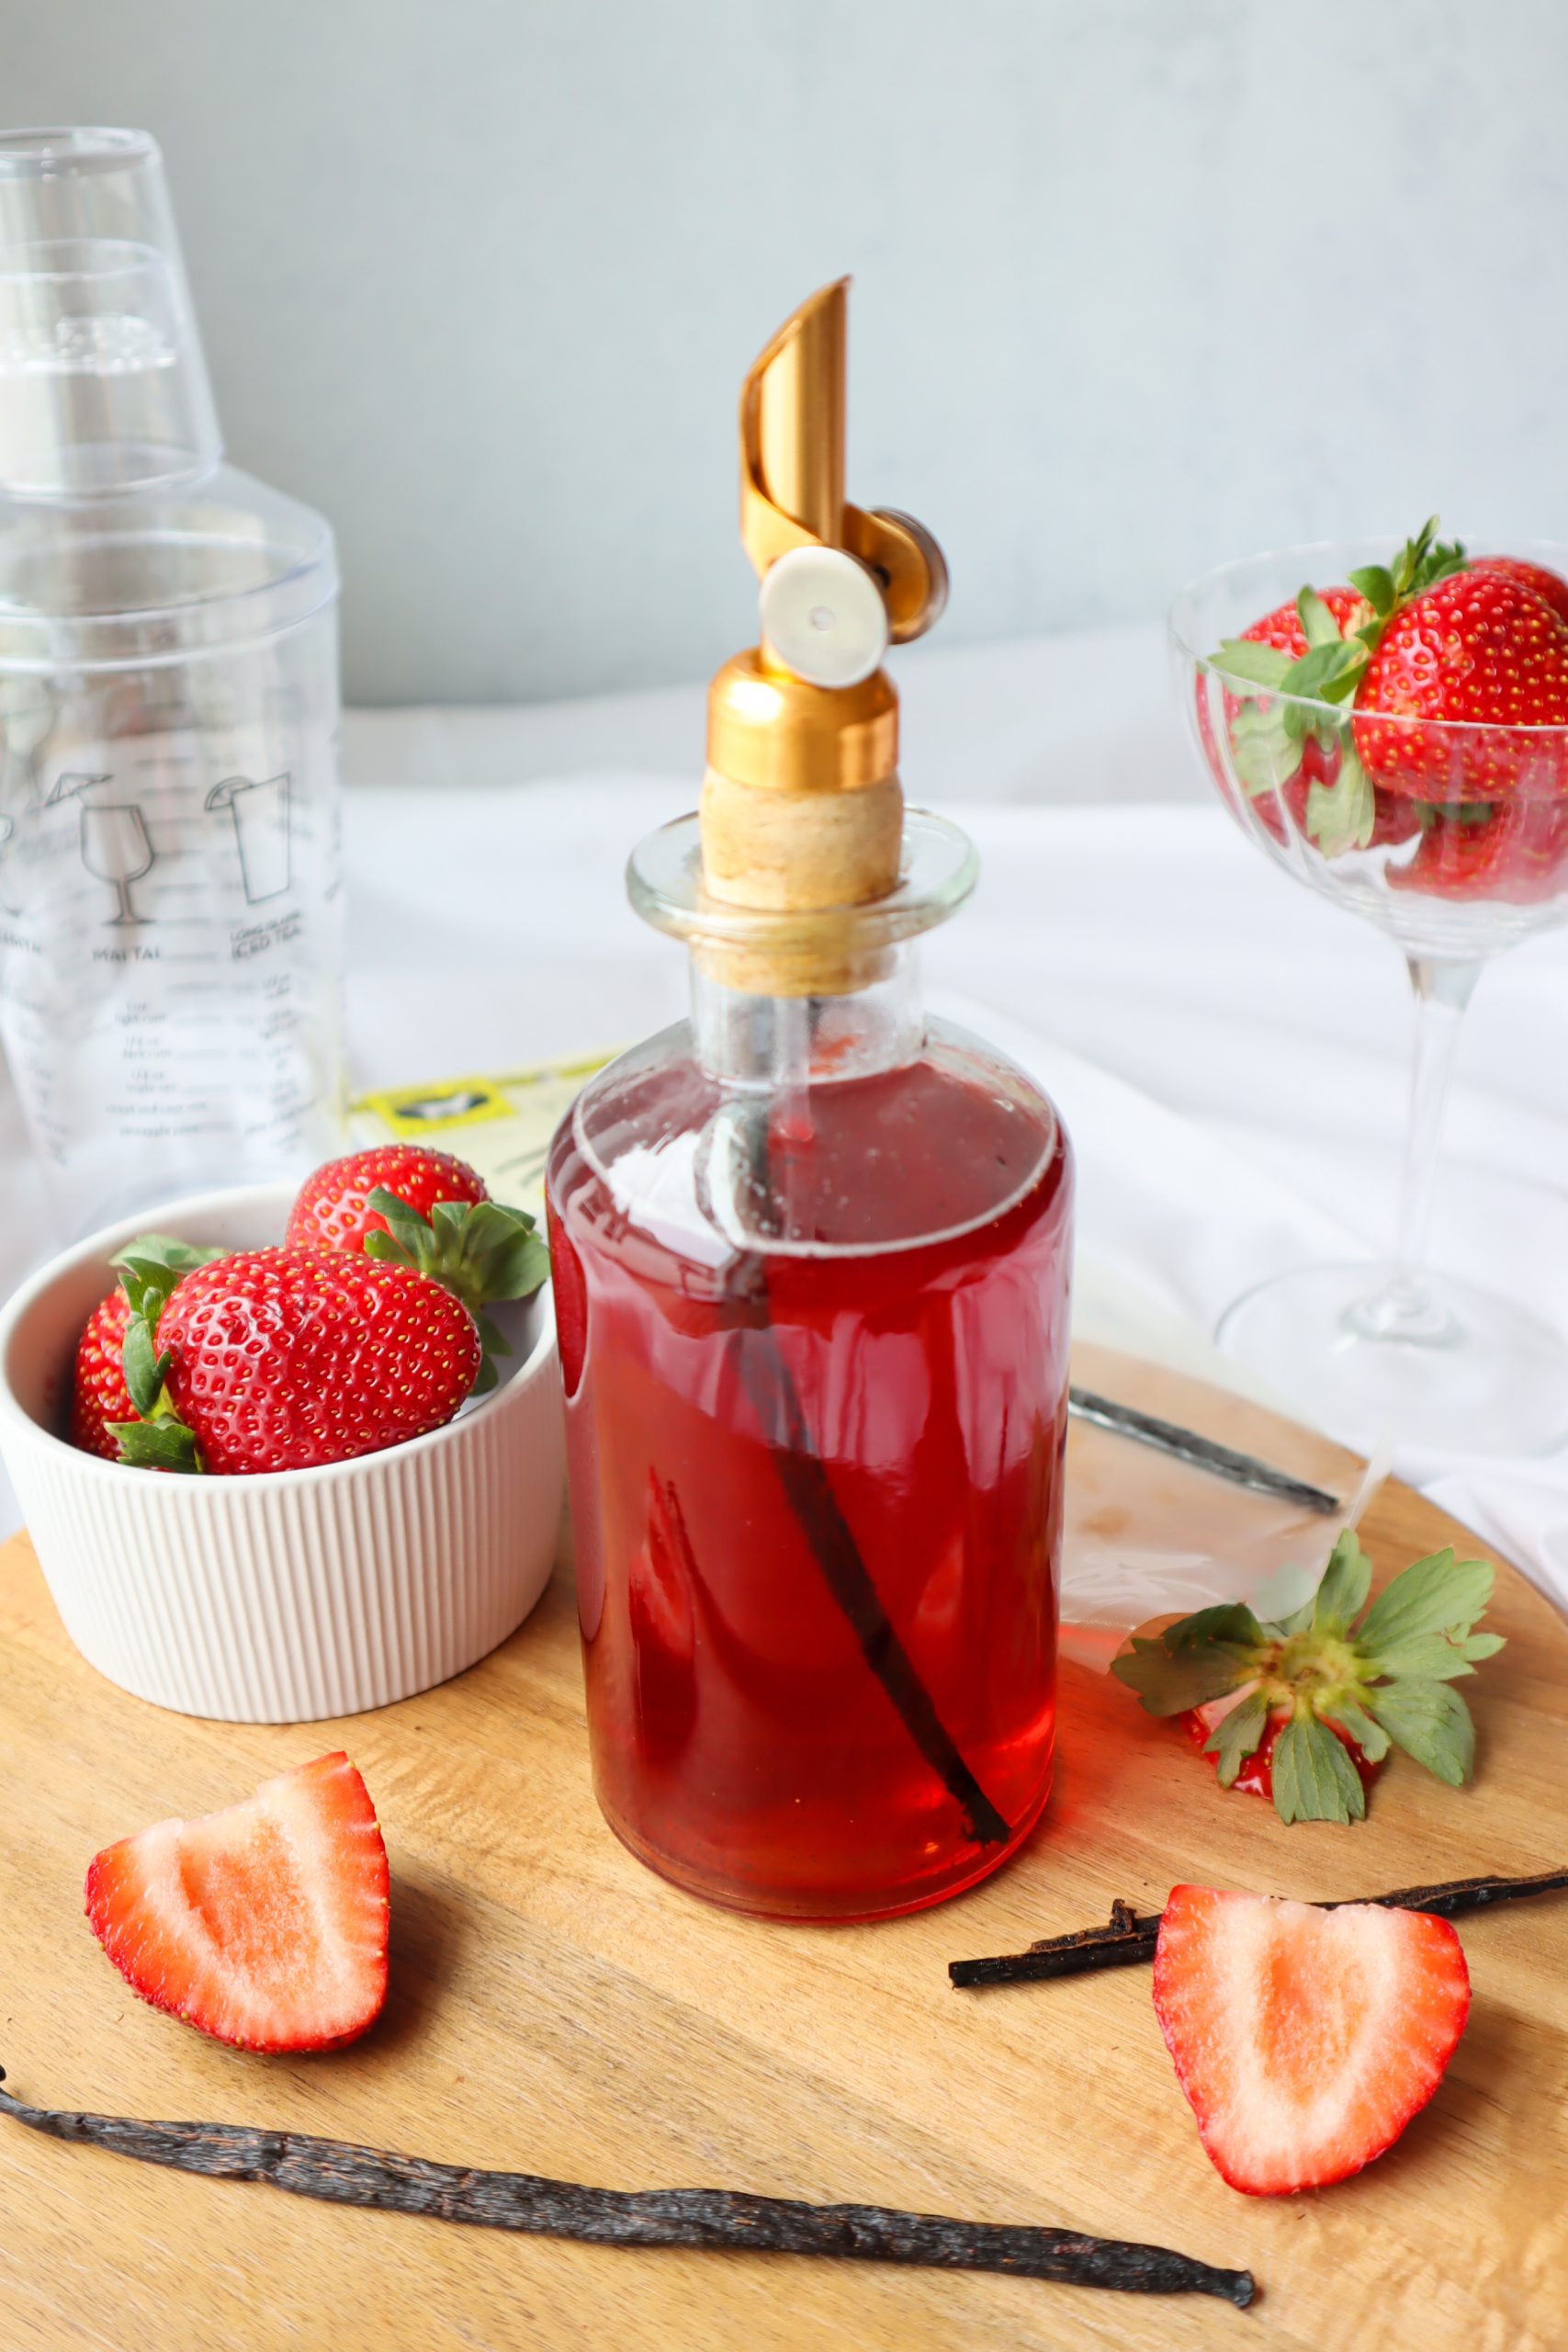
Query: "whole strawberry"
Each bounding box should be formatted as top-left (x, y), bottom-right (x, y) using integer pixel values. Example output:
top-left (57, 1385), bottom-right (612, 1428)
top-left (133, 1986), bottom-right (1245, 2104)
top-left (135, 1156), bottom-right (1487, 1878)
top-left (1472, 554), bottom-right (1568, 628)
top-left (112, 1247), bottom-right (480, 1475)
top-left (287, 1145), bottom-right (489, 1254)
top-left (1196, 584), bottom-right (1365, 801)
top-left (1205, 583), bottom-right (1419, 856)
top-left (70, 1286), bottom-right (135, 1460)
top-left (1392, 797), bottom-right (1568, 904)
top-left (1355, 566), bottom-right (1568, 800)
top-left (70, 1235), bottom-right (225, 1462)
top-left (288, 1145), bottom-right (548, 1395)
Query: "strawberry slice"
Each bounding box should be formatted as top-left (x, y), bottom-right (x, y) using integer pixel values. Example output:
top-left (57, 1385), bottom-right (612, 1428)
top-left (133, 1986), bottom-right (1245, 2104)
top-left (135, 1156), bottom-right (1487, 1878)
top-left (85, 1752), bottom-right (389, 2052)
top-left (1153, 1885), bottom-right (1471, 2195)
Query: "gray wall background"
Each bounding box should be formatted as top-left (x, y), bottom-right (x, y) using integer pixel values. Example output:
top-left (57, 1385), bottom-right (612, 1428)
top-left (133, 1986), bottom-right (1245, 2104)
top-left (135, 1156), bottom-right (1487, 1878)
top-left (10, 0), bottom-right (1568, 706)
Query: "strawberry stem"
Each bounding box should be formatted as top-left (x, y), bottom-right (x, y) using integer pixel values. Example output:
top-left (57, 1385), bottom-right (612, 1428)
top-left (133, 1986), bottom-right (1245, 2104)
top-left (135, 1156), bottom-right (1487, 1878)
top-left (361, 1185), bottom-right (549, 1392)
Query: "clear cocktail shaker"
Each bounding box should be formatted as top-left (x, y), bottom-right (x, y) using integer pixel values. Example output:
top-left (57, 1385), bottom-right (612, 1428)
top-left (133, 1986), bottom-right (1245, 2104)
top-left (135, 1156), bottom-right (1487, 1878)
top-left (0, 128), bottom-right (343, 1233)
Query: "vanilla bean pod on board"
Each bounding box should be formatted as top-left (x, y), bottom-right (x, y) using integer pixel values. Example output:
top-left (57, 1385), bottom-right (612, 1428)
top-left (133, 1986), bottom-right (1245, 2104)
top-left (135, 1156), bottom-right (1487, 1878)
top-left (0, 2070), bottom-right (1252, 2307)
top-left (949, 1864), bottom-right (1568, 1988)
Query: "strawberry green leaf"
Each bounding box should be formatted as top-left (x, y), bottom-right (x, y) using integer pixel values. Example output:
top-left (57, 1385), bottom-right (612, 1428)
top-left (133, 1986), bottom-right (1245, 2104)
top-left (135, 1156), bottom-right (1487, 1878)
top-left (1201, 1687), bottom-right (1271, 1788)
top-left (1358, 1548), bottom-right (1495, 1657)
top-left (1296, 587), bottom-right (1344, 649)
top-left (1361, 1677), bottom-right (1476, 1788)
top-left (122, 1321), bottom-right (172, 1420)
top-left (111, 1235), bottom-right (226, 1278)
top-left (1361, 1627), bottom-right (1505, 1683)
top-left (1110, 1602), bottom-right (1265, 1715)
top-left (115, 1254), bottom-right (189, 1332)
top-left (1348, 564), bottom-right (1396, 618)
top-left (1286, 640), bottom-right (1368, 700)
top-left (366, 1186), bottom-right (435, 1262)
top-left (1320, 1695), bottom-right (1391, 1762)
top-left (1305, 743), bottom-right (1376, 857)
top-left (1271, 1711), bottom-right (1366, 1826)
top-left (1314, 664), bottom-right (1367, 708)
top-left (1213, 641), bottom-right (1294, 692)
top-left (110, 1418), bottom-right (203, 1474)
top-left (1312, 1529), bottom-right (1373, 1634)
top-left (483, 1232), bottom-right (550, 1302)
top-left (474, 1309), bottom-right (513, 1361)
top-left (361, 1184), bottom-right (547, 1392)
top-left (1393, 518), bottom-right (1438, 597)
top-left (1231, 703), bottom-right (1302, 795)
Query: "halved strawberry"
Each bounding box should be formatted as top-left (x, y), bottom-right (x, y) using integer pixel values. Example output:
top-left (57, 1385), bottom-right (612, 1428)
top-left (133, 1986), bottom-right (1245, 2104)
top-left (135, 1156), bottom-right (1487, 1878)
top-left (1153, 1885), bottom-right (1470, 2195)
top-left (85, 1751), bottom-right (389, 2052)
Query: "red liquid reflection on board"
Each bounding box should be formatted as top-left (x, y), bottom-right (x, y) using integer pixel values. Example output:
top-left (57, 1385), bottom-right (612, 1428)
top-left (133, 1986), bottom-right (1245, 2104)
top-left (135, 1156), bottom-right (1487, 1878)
top-left (547, 1046), bottom-right (1073, 1922)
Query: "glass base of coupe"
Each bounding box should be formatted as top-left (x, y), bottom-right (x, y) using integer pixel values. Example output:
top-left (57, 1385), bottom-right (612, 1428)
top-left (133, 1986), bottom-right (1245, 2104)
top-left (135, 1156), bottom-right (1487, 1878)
top-left (1171, 522), bottom-right (1568, 1456)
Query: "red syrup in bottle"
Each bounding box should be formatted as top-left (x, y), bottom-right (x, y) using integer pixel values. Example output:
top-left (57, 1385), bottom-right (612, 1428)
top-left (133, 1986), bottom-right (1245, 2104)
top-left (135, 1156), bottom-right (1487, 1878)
top-left (547, 1016), bottom-right (1072, 1922)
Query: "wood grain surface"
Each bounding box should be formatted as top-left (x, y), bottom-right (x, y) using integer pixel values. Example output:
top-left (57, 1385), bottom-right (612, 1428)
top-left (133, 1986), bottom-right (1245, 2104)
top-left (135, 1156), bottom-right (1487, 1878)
top-left (3, 1344), bottom-right (1566, 2352)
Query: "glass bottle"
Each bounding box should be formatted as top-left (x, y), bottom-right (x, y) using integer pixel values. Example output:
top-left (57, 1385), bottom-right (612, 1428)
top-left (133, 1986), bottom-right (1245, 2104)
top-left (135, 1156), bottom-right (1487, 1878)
top-left (546, 283), bottom-right (1074, 1920)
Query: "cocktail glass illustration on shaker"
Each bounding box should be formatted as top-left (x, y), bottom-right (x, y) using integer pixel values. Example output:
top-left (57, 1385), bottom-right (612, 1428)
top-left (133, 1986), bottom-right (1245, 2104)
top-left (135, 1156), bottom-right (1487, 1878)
top-left (80, 803), bottom-right (154, 926)
top-left (1171, 527), bottom-right (1568, 1456)
top-left (207, 775), bottom-right (292, 904)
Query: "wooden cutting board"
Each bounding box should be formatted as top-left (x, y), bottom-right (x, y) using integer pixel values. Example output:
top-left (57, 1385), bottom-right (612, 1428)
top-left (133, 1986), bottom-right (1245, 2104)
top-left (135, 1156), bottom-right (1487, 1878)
top-left (4, 1344), bottom-right (1566, 2352)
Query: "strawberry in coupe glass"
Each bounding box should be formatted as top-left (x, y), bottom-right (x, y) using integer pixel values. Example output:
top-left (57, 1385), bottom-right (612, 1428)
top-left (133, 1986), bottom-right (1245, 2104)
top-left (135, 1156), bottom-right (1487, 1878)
top-left (1171, 522), bottom-right (1568, 1453)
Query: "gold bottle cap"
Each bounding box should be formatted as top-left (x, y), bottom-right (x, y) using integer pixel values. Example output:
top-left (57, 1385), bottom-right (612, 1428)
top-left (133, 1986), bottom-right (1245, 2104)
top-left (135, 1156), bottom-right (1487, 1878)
top-left (706, 651), bottom-right (897, 796)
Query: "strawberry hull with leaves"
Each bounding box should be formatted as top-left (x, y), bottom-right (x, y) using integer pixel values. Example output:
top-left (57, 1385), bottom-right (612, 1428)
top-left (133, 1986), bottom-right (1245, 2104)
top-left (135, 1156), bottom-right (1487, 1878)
top-left (1207, 522), bottom-right (1568, 900)
top-left (1112, 1529), bottom-right (1503, 1825)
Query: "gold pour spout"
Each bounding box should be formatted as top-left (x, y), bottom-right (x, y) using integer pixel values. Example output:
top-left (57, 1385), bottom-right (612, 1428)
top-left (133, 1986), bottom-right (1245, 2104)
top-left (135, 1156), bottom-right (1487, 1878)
top-left (739, 278), bottom-right (948, 643)
top-left (700, 279), bottom-right (950, 996)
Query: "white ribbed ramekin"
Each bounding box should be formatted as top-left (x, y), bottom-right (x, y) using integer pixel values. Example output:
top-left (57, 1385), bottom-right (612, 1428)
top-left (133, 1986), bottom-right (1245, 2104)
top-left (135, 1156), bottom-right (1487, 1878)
top-left (0, 1183), bottom-right (565, 1722)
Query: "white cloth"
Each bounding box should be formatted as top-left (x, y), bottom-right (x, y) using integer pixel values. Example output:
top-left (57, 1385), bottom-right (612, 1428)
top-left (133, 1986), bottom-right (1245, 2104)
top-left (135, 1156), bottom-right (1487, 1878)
top-left (6, 763), bottom-right (1568, 1619)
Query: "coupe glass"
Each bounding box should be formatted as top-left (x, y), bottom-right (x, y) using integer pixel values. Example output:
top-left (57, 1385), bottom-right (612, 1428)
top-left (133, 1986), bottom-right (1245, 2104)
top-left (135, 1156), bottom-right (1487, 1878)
top-left (1170, 536), bottom-right (1568, 1456)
